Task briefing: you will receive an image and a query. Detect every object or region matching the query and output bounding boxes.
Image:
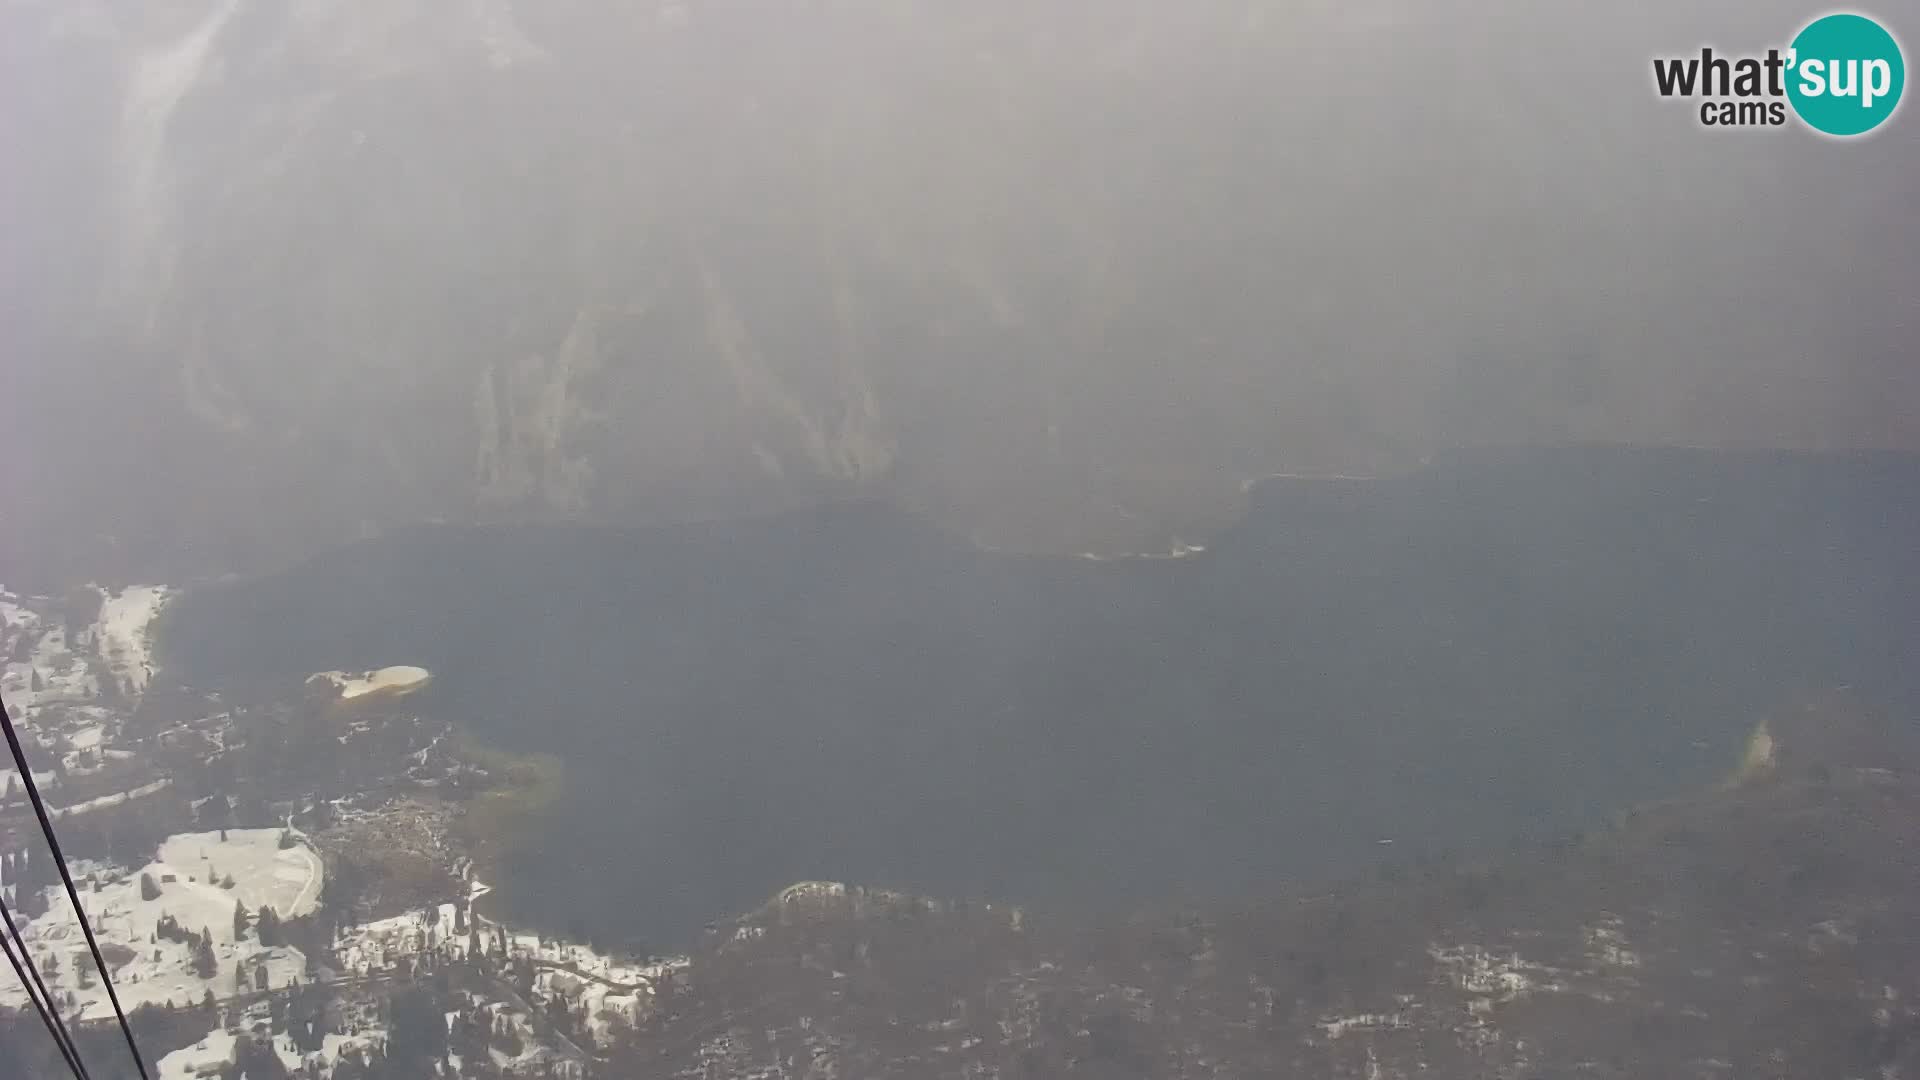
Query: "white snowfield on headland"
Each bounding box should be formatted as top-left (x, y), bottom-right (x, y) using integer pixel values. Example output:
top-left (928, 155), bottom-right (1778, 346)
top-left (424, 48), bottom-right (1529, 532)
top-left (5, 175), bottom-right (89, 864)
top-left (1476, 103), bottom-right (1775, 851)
top-left (0, 829), bottom-right (321, 1019)
top-left (306, 665), bottom-right (432, 700)
top-left (97, 584), bottom-right (171, 694)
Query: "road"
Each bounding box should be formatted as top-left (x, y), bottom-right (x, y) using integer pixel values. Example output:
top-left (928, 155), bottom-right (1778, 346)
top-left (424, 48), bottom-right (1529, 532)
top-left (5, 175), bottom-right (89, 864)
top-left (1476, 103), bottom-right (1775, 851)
top-left (283, 811), bottom-right (324, 915)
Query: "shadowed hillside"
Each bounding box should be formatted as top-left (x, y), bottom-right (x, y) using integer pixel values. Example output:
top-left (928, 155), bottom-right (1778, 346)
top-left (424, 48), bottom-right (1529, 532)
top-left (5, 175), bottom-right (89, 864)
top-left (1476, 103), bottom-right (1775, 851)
top-left (4, 1), bottom-right (1916, 583)
top-left (612, 689), bottom-right (1920, 1078)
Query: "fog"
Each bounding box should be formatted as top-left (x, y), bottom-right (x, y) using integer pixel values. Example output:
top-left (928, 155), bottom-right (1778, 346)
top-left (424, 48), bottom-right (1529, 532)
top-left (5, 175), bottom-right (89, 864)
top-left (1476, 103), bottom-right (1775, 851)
top-left (6, 6), bottom-right (1920, 1075)
top-left (2, 0), bottom-right (1914, 582)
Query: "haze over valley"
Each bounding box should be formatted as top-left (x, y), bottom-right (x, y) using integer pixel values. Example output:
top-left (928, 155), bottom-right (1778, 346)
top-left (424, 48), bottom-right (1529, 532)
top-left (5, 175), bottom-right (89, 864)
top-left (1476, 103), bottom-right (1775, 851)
top-left (5, 1), bottom-right (1919, 1076)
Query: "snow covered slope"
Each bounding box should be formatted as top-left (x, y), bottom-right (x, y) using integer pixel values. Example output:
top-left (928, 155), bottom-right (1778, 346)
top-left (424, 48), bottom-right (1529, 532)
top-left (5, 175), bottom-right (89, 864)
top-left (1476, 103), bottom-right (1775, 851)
top-left (0, 829), bottom-right (321, 1018)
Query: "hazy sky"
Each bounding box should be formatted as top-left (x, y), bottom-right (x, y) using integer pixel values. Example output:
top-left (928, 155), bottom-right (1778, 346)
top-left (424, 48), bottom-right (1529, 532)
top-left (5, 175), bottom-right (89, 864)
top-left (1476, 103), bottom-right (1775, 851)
top-left (2, 0), bottom-right (1915, 576)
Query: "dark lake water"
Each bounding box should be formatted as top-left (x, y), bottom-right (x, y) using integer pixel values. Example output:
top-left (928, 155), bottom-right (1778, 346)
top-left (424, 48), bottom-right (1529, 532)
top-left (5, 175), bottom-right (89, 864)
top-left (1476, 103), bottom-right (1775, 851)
top-left (161, 447), bottom-right (1920, 945)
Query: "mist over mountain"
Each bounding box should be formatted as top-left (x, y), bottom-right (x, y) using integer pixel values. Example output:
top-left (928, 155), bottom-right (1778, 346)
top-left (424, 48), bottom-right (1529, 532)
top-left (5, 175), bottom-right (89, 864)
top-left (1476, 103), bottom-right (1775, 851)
top-left (9, 5), bottom-right (1920, 1077)
top-left (4, 0), bottom-right (1915, 583)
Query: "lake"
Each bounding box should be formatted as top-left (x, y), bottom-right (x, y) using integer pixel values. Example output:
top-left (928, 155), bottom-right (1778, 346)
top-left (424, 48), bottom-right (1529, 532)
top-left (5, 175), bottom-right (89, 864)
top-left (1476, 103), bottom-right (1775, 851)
top-left (160, 447), bottom-right (1920, 945)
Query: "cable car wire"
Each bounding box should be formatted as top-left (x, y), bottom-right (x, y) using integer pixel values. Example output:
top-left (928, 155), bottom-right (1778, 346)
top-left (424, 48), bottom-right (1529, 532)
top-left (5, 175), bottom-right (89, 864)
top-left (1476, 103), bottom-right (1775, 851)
top-left (1, 694), bottom-right (151, 1080)
top-left (1, 888), bottom-right (92, 1080)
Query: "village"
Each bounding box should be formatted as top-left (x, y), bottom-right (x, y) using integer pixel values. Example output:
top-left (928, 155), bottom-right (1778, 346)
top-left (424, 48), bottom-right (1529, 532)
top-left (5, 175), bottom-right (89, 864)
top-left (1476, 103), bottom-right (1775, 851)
top-left (1, 584), bottom-right (687, 1079)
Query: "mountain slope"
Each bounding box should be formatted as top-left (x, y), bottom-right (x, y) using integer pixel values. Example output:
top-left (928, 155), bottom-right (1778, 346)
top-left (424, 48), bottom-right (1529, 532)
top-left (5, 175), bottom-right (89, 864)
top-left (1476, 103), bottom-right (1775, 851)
top-left (616, 693), bottom-right (1920, 1078)
top-left (4, 0), bottom-right (1916, 582)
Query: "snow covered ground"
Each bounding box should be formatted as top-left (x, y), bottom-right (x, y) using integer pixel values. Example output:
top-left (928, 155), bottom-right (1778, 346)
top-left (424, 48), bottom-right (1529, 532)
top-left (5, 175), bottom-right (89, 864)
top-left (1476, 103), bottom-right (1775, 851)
top-left (331, 887), bottom-right (687, 1055)
top-left (1, 584), bottom-right (181, 812)
top-left (0, 611), bottom-right (97, 712)
top-left (156, 829), bottom-right (325, 921)
top-left (96, 584), bottom-right (171, 694)
top-left (502, 925), bottom-right (679, 989)
top-left (0, 829), bottom-right (322, 1018)
top-left (307, 665), bottom-right (433, 701)
top-left (535, 966), bottom-right (646, 1045)
top-left (334, 902), bottom-right (468, 975)
top-left (1074, 541), bottom-right (1208, 562)
top-left (156, 1029), bottom-right (238, 1078)
top-left (0, 583), bottom-right (174, 714)
top-left (48, 777), bottom-right (174, 819)
top-left (153, 1003), bottom-right (391, 1078)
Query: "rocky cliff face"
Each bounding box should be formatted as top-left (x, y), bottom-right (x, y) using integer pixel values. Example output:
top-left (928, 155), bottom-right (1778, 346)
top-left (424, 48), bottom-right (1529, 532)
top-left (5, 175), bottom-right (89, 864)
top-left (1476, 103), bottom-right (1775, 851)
top-left (4, 0), bottom-right (1915, 581)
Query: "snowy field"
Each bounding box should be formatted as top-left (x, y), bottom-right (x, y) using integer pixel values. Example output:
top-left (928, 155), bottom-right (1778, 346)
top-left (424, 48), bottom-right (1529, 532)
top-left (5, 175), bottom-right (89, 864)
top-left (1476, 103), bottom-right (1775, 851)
top-left (156, 1029), bottom-right (238, 1078)
top-left (0, 829), bottom-right (322, 1018)
top-left (97, 585), bottom-right (171, 694)
top-left (0, 598), bottom-right (97, 712)
top-left (156, 829), bottom-right (325, 922)
top-left (156, 1025), bottom-right (388, 1079)
top-left (0, 583), bottom-right (173, 716)
top-left (0, 583), bottom-right (177, 813)
top-left (0, 580), bottom-right (174, 730)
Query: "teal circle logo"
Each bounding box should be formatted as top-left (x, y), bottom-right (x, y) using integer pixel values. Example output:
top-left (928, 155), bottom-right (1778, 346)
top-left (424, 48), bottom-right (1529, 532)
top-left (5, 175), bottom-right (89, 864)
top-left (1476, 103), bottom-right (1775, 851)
top-left (1787, 13), bottom-right (1905, 136)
